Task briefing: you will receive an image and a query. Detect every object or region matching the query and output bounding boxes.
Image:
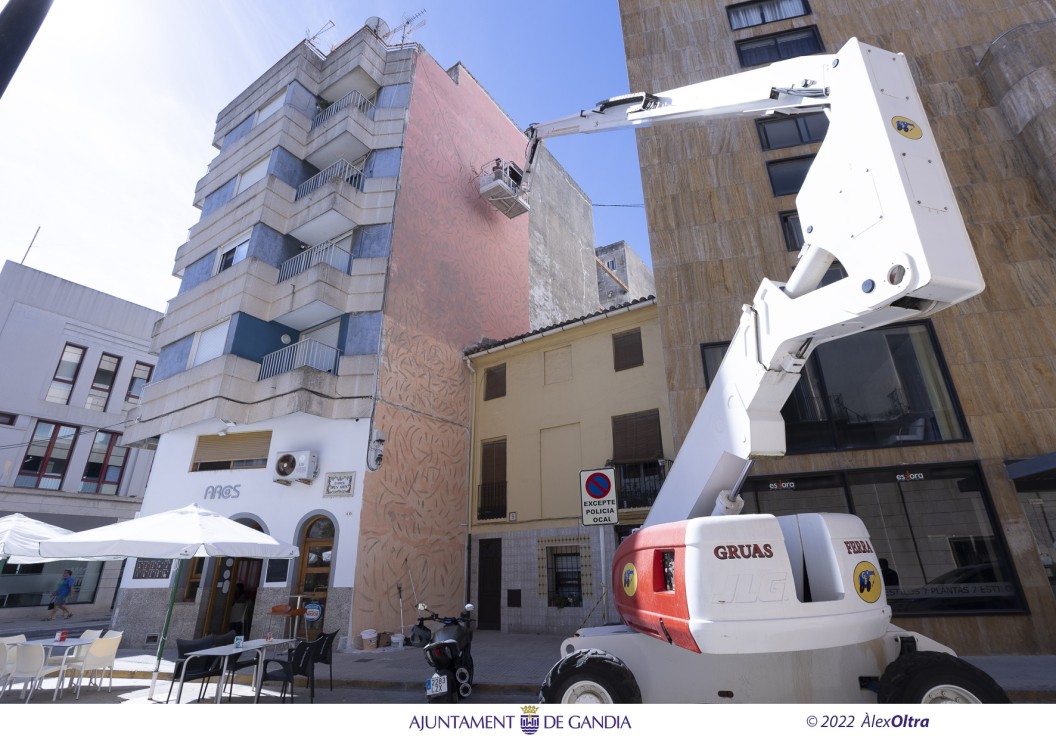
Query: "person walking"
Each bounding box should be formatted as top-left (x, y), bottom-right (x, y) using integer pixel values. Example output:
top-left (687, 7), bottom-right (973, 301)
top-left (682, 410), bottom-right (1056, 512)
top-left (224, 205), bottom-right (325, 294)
top-left (45, 569), bottom-right (75, 621)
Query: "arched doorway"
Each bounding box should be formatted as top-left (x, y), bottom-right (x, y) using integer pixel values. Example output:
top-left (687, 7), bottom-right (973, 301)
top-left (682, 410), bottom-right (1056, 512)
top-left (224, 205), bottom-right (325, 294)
top-left (202, 518), bottom-right (263, 637)
top-left (297, 515), bottom-right (334, 639)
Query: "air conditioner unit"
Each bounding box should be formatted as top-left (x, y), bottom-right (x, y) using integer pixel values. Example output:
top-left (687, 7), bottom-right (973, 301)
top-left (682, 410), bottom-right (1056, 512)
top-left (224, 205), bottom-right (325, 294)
top-left (273, 450), bottom-right (319, 485)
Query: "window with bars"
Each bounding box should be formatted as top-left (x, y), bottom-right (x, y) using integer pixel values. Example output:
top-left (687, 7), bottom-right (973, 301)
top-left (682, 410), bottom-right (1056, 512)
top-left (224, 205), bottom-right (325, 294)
top-left (736, 26), bottom-right (823, 67)
top-left (45, 343), bottom-right (86, 404)
top-left (478, 438), bottom-right (507, 520)
top-left (613, 328), bottom-right (644, 372)
top-left (190, 431), bottom-right (272, 471)
top-left (756, 111), bottom-right (828, 151)
top-left (484, 364), bottom-right (506, 400)
top-left (727, 0), bottom-right (811, 30)
top-left (547, 546), bottom-right (582, 607)
top-left (81, 431), bottom-right (128, 494)
top-left (85, 353), bottom-right (121, 411)
top-left (16, 421), bottom-right (79, 490)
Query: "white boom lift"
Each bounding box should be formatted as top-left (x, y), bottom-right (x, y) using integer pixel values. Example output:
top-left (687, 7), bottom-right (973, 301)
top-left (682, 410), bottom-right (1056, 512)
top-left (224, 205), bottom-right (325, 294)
top-left (494, 38), bottom-right (1008, 704)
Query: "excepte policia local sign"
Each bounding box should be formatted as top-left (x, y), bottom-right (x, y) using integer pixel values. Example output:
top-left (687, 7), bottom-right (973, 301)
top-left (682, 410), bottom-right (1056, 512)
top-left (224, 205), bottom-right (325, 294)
top-left (580, 468), bottom-right (618, 526)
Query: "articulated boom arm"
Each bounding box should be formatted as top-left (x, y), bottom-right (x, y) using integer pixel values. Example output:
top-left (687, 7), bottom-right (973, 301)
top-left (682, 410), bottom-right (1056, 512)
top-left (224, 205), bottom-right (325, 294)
top-left (528, 39), bottom-right (984, 528)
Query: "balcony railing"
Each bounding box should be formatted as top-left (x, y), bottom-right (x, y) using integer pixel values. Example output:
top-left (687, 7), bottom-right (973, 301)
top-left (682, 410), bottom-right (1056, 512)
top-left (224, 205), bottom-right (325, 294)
top-left (278, 240), bottom-right (352, 282)
top-left (295, 159), bottom-right (365, 200)
top-left (477, 482), bottom-right (507, 520)
top-left (259, 339), bottom-right (341, 380)
top-left (311, 89), bottom-right (375, 130)
top-left (615, 461), bottom-right (666, 509)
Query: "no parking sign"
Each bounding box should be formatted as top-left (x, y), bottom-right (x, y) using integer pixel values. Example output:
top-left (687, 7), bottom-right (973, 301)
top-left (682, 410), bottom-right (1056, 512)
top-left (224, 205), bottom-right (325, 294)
top-left (580, 468), bottom-right (618, 526)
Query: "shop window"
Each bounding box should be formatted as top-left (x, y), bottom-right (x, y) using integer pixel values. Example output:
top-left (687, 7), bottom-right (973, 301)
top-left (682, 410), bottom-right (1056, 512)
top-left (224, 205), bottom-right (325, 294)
top-left (85, 353), bottom-right (121, 411)
top-left (736, 26), bottom-right (824, 67)
top-left (478, 439), bottom-right (507, 520)
top-left (727, 0), bottom-right (811, 30)
top-left (703, 322), bottom-right (968, 453)
top-left (81, 431), bottom-right (128, 494)
top-left (0, 561), bottom-right (102, 609)
top-left (757, 111), bottom-right (828, 151)
top-left (45, 343), bottom-right (85, 404)
top-left (297, 515), bottom-right (334, 638)
top-left (767, 155), bottom-right (814, 196)
top-left (742, 464), bottom-right (1024, 614)
top-left (484, 364), bottom-right (506, 400)
top-left (547, 546), bottom-right (582, 608)
top-left (613, 328), bottom-right (644, 372)
top-left (190, 431), bottom-right (272, 471)
top-left (16, 421), bottom-right (78, 489)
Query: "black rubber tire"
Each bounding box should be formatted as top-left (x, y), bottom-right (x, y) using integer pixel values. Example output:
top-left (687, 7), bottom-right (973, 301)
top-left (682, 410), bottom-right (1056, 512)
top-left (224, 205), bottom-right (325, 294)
top-left (878, 651), bottom-right (1010, 704)
top-left (538, 648), bottom-right (642, 704)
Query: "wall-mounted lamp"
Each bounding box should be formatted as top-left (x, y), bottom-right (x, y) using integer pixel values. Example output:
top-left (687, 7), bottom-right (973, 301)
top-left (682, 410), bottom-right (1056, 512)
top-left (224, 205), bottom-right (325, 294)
top-left (367, 428), bottom-right (386, 471)
top-left (218, 419), bottom-right (238, 437)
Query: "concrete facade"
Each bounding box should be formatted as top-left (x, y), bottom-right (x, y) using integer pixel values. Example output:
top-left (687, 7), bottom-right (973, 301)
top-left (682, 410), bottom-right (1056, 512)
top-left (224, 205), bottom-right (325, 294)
top-left (596, 240), bottom-right (656, 309)
top-left (619, 1), bottom-right (1056, 654)
top-left (0, 261), bottom-right (159, 624)
top-left (466, 298), bottom-right (671, 633)
top-left (119, 24), bottom-right (599, 649)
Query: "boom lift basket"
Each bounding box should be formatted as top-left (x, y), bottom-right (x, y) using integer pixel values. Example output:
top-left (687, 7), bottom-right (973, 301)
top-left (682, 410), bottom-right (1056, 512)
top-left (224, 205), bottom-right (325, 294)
top-left (479, 159), bottom-right (529, 217)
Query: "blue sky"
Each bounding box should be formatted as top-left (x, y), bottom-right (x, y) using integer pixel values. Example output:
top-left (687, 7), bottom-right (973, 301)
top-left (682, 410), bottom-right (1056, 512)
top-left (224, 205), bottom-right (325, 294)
top-left (0, 0), bottom-right (648, 311)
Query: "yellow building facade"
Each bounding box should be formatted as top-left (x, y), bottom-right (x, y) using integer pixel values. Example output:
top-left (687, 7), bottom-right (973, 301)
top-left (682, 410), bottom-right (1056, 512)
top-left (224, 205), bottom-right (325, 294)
top-left (466, 298), bottom-right (671, 632)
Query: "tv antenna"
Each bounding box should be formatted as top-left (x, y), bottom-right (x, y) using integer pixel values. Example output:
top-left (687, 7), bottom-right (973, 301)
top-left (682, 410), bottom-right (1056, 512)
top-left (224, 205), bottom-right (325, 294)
top-left (305, 20), bottom-right (336, 57)
top-left (386, 9), bottom-right (427, 46)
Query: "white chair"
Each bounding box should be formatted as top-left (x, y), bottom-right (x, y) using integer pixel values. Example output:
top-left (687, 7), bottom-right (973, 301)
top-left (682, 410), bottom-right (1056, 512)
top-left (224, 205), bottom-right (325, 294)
top-left (48, 633), bottom-right (102, 701)
top-left (72, 634), bottom-right (122, 699)
top-left (0, 634), bottom-right (25, 698)
top-left (5, 643), bottom-right (62, 702)
top-left (102, 629), bottom-right (123, 638)
top-left (0, 645), bottom-right (9, 696)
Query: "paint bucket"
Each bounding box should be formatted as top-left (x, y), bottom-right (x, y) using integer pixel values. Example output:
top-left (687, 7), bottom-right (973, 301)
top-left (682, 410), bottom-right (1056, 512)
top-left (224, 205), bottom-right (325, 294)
top-left (391, 633), bottom-right (405, 649)
top-left (361, 628), bottom-right (378, 650)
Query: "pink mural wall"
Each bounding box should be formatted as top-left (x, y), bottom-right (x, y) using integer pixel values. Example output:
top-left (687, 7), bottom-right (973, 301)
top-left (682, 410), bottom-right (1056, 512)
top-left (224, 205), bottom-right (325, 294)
top-left (352, 50), bottom-right (531, 635)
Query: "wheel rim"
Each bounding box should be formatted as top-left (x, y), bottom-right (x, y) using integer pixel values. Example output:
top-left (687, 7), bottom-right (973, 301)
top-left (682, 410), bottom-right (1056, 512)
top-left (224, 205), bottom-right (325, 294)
top-left (561, 679), bottom-right (615, 704)
top-left (919, 685), bottom-right (982, 704)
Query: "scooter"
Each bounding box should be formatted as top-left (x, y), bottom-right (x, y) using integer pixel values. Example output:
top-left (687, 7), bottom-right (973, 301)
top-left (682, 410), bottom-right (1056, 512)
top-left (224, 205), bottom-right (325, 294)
top-left (418, 602), bottom-right (475, 703)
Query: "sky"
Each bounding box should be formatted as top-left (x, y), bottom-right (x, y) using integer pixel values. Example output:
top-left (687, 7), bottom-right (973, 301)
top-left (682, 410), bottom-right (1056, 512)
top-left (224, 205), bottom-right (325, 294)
top-left (0, 0), bottom-right (649, 312)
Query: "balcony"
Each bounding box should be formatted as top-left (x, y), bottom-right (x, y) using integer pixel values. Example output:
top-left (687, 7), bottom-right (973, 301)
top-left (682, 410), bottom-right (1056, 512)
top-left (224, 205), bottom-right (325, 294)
top-left (259, 339), bottom-right (341, 381)
top-left (615, 461), bottom-right (666, 509)
top-left (312, 89), bottom-right (375, 131)
top-left (477, 482), bottom-right (507, 520)
top-left (278, 240), bottom-right (352, 282)
top-left (296, 159), bottom-right (365, 201)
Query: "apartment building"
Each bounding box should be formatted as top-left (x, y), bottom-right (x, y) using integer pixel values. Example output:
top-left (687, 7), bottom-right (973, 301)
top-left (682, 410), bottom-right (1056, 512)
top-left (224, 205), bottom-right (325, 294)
top-left (0, 261), bottom-right (159, 623)
top-left (466, 297), bottom-right (670, 632)
top-left (618, 0), bottom-right (1056, 653)
top-left (118, 23), bottom-right (601, 647)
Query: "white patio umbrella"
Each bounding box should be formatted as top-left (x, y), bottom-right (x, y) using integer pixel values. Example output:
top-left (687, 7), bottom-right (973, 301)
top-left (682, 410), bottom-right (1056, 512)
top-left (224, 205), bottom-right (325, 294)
top-left (0, 512), bottom-right (73, 558)
top-left (38, 503), bottom-right (299, 699)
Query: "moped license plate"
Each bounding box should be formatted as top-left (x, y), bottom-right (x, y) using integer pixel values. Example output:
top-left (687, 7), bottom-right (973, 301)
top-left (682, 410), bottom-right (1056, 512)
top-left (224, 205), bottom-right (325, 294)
top-left (426, 674), bottom-right (448, 695)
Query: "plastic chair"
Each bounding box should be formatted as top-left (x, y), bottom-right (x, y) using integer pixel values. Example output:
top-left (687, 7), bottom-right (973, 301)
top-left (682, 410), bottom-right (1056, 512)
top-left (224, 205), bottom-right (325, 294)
top-left (260, 637), bottom-right (324, 703)
top-left (48, 634), bottom-right (101, 700)
top-left (102, 629), bottom-right (123, 638)
top-left (5, 643), bottom-right (62, 702)
top-left (315, 630), bottom-right (340, 690)
top-left (71, 635), bottom-right (122, 700)
top-left (167, 635), bottom-right (223, 704)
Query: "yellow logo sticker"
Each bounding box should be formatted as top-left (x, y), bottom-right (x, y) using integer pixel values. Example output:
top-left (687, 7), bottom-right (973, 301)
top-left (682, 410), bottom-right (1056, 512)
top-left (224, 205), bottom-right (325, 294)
top-left (621, 563), bottom-right (638, 597)
top-left (892, 116), bottom-right (923, 140)
top-left (854, 561), bottom-right (882, 603)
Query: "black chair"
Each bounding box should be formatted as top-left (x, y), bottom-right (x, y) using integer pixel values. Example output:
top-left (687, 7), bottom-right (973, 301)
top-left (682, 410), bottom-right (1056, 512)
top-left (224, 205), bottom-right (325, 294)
top-left (166, 635), bottom-right (224, 704)
top-left (260, 637), bottom-right (325, 703)
top-left (314, 630), bottom-right (340, 691)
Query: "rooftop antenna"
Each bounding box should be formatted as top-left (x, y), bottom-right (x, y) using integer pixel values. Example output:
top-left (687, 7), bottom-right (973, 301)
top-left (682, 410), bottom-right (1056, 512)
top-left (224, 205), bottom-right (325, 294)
top-left (304, 19), bottom-right (335, 58)
top-left (20, 225), bottom-right (40, 265)
top-left (385, 9), bottom-right (427, 46)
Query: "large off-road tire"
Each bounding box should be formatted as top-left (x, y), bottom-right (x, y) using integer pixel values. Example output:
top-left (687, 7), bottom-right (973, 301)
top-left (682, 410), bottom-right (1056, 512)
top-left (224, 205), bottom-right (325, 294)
top-left (877, 651), bottom-right (1010, 704)
top-left (539, 648), bottom-right (642, 704)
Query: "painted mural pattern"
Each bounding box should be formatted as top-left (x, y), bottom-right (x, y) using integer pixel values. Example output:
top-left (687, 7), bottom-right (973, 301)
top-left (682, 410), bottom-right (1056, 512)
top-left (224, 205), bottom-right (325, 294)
top-left (352, 54), bottom-right (531, 635)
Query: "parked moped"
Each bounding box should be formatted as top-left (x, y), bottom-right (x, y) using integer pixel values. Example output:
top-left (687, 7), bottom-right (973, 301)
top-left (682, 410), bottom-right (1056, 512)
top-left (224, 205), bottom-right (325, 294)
top-left (417, 602), bottom-right (475, 703)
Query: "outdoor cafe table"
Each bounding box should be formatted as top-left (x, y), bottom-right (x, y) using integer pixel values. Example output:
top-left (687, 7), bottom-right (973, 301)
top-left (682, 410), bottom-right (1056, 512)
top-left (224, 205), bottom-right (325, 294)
top-left (174, 637), bottom-right (294, 704)
top-left (19, 637), bottom-right (94, 701)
